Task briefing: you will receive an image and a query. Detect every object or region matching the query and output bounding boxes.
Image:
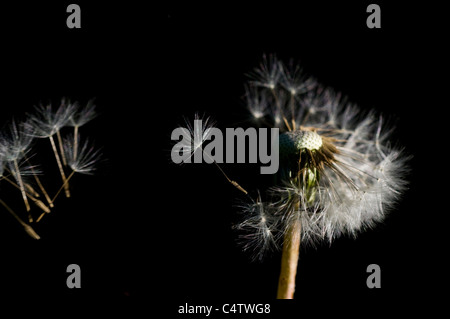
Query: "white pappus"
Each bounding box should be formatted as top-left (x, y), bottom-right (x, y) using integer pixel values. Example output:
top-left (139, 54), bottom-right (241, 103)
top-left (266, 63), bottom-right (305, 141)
top-left (237, 55), bottom-right (410, 260)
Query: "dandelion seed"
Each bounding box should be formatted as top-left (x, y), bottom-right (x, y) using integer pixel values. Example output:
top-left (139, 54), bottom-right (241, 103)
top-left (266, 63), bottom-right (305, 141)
top-left (172, 114), bottom-right (215, 163)
top-left (23, 154), bottom-right (54, 208)
top-left (173, 114), bottom-right (248, 194)
top-left (68, 99), bottom-right (97, 128)
top-left (64, 134), bottom-right (101, 175)
top-left (1, 173), bottom-right (50, 215)
top-left (50, 134), bottom-right (102, 204)
top-left (67, 99), bottom-right (97, 161)
top-left (279, 60), bottom-right (317, 97)
top-left (27, 101), bottom-right (77, 198)
top-left (234, 195), bottom-right (278, 261)
top-left (37, 135), bottom-right (101, 223)
top-left (0, 121), bottom-right (34, 217)
top-left (27, 102), bottom-right (75, 138)
top-left (248, 54), bottom-right (283, 90)
top-left (0, 98), bottom-right (101, 237)
top-left (244, 84), bottom-right (269, 121)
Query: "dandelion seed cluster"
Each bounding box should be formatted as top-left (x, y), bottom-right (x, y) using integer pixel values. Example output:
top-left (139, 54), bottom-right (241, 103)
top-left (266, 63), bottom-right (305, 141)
top-left (236, 55), bottom-right (409, 259)
top-left (0, 99), bottom-right (102, 239)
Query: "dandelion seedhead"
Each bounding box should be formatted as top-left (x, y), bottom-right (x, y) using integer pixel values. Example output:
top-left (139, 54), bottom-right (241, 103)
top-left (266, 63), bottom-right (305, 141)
top-left (172, 54), bottom-right (409, 299)
top-left (237, 55), bottom-right (410, 259)
top-left (0, 98), bottom-right (102, 239)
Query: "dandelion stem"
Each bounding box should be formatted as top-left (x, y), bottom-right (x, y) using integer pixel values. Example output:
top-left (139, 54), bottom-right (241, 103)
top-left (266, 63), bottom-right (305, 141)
top-left (277, 218), bottom-right (301, 299)
top-left (13, 159), bottom-right (31, 216)
top-left (49, 135), bottom-right (70, 198)
top-left (0, 198), bottom-right (40, 240)
top-left (56, 130), bottom-right (67, 166)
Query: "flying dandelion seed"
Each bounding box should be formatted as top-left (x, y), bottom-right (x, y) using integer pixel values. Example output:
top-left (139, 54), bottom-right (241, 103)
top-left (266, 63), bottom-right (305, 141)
top-left (236, 55), bottom-right (409, 299)
top-left (0, 121), bottom-right (35, 219)
top-left (55, 134), bottom-right (101, 201)
top-left (64, 134), bottom-right (102, 175)
top-left (171, 114), bottom-right (215, 164)
top-left (67, 99), bottom-right (97, 161)
top-left (0, 199), bottom-right (40, 240)
top-left (0, 98), bottom-right (102, 236)
top-left (172, 114), bottom-right (249, 194)
top-left (37, 133), bottom-right (102, 223)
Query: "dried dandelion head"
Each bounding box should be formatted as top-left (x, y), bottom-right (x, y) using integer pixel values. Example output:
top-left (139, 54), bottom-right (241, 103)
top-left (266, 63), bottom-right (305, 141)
top-left (238, 55), bottom-right (410, 258)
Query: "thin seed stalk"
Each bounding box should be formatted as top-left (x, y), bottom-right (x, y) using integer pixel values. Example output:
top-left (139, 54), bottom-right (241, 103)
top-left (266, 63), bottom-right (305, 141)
top-left (277, 167), bottom-right (318, 299)
top-left (38, 172), bottom-right (76, 221)
top-left (52, 170), bottom-right (75, 203)
top-left (56, 130), bottom-right (67, 166)
top-left (33, 173), bottom-right (54, 208)
top-left (13, 159), bottom-right (31, 213)
top-left (23, 153), bottom-right (54, 207)
top-left (74, 125), bottom-right (79, 161)
top-left (49, 135), bottom-right (70, 198)
top-left (277, 218), bottom-right (301, 299)
top-left (203, 152), bottom-right (248, 195)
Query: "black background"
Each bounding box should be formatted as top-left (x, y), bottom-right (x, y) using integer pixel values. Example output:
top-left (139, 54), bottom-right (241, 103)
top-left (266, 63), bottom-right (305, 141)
top-left (0, 1), bottom-right (444, 316)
